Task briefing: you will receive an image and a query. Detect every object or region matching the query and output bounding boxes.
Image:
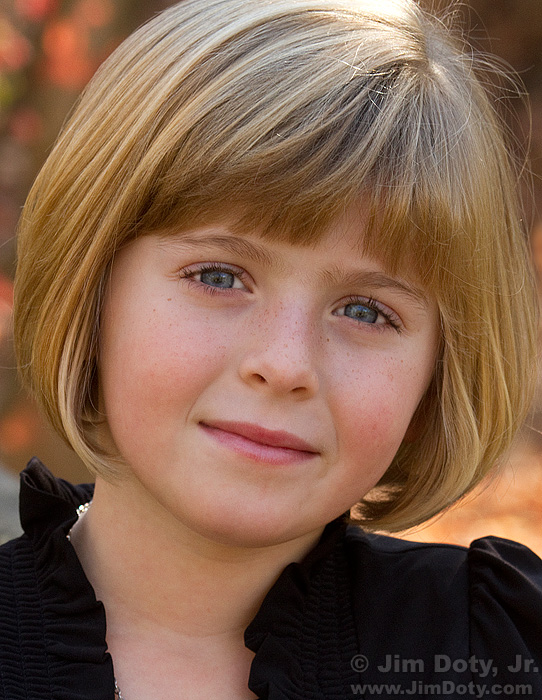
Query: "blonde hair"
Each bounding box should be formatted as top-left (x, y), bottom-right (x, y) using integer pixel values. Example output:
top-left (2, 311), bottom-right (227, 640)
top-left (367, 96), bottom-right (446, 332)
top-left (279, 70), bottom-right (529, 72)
top-left (14, 0), bottom-right (538, 530)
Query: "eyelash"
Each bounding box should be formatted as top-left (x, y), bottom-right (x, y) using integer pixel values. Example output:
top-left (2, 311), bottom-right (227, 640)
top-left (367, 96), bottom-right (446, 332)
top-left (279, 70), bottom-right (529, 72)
top-left (337, 295), bottom-right (402, 333)
top-left (179, 264), bottom-right (402, 332)
top-left (179, 263), bottom-right (249, 295)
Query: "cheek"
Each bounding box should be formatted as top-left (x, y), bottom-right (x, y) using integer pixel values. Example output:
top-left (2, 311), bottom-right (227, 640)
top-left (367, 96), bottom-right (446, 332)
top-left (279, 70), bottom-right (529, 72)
top-left (99, 302), bottom-right (230, 442)
top-left (102, 300), bottom-right (221, 385)
top-left (334, 358), bottom-right (432, 467)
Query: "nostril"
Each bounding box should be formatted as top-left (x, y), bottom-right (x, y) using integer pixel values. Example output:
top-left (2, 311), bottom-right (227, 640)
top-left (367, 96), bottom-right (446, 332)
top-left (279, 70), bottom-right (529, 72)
top-left (239, 351), bottom-right (319, 396)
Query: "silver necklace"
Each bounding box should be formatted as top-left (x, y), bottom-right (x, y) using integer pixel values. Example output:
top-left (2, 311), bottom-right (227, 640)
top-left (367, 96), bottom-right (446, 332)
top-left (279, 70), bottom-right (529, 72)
top-left (66, 501), bottom-right (92, 541)
top-left (67, 503), bottom-right (126, 699)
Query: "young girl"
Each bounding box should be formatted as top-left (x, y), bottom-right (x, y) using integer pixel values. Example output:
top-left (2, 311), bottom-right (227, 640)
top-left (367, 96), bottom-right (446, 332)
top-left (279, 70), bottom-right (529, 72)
top-left (3, 0), bottom-right (541, 698)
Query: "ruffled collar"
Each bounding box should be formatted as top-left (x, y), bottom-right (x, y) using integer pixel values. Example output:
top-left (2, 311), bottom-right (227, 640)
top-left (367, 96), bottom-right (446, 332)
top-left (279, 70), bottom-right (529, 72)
top-left (245, 517), bottom-right (360, 699)
top-left (19, 458), bottom-right (360, 700)
top-left (20, 456), bottom-right (95, 539)
top-left (17, 457), bottom-right (114, 699)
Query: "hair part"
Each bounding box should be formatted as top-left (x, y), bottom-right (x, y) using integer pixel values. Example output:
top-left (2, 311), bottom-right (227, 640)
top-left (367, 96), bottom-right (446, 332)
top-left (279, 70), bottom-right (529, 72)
top-left (14, 0), bottom-right (538, 530)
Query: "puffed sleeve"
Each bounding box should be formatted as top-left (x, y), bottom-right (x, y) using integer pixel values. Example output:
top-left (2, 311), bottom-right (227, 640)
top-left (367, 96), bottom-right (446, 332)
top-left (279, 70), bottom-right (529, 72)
top-left (468, 536), bottom-right (542, 697)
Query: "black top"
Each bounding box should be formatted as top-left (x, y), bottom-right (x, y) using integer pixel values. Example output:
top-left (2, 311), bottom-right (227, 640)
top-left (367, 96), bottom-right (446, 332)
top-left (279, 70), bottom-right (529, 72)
top-left (0, 458), bottom-right (541, 700)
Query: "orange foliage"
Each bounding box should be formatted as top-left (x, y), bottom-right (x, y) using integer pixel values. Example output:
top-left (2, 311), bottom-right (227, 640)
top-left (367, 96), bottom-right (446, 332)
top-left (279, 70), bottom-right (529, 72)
top-left (75, 0), bottom-right (114, 29)
top-left (0, 404), bottom-right (39, 454)
top-left (42, 18), bottom-right (94, 89)
top-left (40, 0), bottom-right (116, 90)
top-left (15, 0), bottom-right (59, 22)
top-left (0, 275), bottom-right (13, 343)
top-left (0, 274), bottom-right (13, 307)
top-left (0, 18), bottom-right (32, 72)
top-left (531, 220), bottom-right (542, 282)
top-left (9, 106), bottom-right (43, 144)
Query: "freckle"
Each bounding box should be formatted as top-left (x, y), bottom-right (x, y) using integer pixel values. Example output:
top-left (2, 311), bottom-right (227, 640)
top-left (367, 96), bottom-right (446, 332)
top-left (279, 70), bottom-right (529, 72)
top-left (167, 298), bottom-right (172, 302)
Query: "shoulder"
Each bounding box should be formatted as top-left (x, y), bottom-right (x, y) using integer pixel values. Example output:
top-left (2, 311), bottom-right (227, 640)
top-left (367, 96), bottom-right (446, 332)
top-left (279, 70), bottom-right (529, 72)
top-left (467, 533), bottom-right (542, 596)
top-left (344, 527), bottom-right (542, 690)
top-left (467, 536), bottom-right (542, 681)
top-left (344, 527), bottom-right (471, 645)
top-left (345, 526), bottom-right (470, 595)
top-left (345, 524), bottom-right (542, 612)
top-left (345, 524), bottom-right (542, 578)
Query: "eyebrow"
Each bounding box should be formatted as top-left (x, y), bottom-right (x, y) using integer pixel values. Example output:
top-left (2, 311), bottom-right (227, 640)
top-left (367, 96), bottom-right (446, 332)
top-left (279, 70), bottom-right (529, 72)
top-left (318, 266), bottom-right (430, 309)
top-left (159, 232), bottom-right (429, 308)
top-left (159, 234), bottom-right (282, 269)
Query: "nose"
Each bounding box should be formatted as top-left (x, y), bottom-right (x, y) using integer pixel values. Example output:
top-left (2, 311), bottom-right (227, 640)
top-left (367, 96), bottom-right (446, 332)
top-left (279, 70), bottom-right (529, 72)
top-left (238, 304), bottom-right (320, 398)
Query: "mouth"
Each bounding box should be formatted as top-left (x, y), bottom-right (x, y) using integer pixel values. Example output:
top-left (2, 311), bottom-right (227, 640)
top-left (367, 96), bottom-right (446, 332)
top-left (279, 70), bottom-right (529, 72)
top-left (199, 420), bottom-right (319, 465)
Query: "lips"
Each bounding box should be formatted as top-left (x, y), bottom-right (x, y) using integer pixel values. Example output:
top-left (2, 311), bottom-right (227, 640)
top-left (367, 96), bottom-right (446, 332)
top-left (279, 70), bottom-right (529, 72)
top-left (199, 420), bottom-right (319, 465)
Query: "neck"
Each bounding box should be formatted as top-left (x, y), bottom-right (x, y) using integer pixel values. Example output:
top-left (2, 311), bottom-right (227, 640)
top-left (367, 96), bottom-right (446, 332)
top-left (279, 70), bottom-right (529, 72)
top-left (70, 474), bottom-right (322, 641)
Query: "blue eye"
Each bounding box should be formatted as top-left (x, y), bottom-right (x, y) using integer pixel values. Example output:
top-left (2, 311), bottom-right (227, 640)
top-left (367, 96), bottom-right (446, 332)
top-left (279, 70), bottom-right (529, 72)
top-left (335, 297), bottom-right (400, 331)
top-left (181, 263), bottom-right (247, 293)
top-left (343, 303), bottom-right (379, 324)
top-left (200, 269), bottom-right (236, 288)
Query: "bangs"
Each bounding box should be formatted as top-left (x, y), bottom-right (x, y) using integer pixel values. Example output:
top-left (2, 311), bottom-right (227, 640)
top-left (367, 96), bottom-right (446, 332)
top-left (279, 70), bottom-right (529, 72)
top-left (130, 28), bottom-right (492, 298)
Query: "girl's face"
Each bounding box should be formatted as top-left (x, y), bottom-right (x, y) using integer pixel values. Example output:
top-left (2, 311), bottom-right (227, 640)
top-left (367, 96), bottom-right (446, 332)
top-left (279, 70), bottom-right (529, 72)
top-left (99, 208), bottom-right (440, 548)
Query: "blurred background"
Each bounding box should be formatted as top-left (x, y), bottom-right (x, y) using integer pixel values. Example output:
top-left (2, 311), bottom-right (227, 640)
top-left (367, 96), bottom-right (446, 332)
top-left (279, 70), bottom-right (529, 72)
top-left (0, 0), bottom-right (541, 549)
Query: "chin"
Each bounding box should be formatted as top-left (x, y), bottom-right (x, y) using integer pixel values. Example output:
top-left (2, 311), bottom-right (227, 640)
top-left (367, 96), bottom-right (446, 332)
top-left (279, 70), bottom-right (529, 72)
top-left (190, 499), bottom-right (332, 552)
top-left (201, 515), bottom-right (298, 548)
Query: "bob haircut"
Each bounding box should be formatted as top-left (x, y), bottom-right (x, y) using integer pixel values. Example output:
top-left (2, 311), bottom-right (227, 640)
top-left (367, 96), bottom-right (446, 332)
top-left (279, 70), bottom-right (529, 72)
top-left (14, 0), bottom-right (538, 531)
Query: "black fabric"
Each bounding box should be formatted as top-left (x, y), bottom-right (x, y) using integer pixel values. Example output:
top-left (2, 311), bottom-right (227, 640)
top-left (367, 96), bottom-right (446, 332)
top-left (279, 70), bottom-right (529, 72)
top-left (1, 458), bottom-right (541, 700)
top-left (0, 459), bottom-right (113, 700)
